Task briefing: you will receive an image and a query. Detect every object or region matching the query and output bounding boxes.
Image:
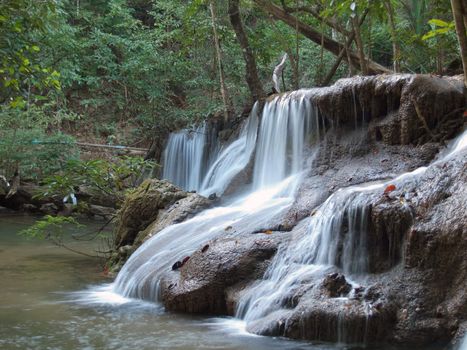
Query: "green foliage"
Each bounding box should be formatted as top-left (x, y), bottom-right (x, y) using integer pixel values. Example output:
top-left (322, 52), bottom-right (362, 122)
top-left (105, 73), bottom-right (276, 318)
top-left (0, 0), bottom-right (61, 108)
top-left (19, 215), bottom-right (83, 240)
top-left (0, 104), bottom-right (80, 180)
top-left (37, 156), bottom-right (156, 200)
top-left (0, 0), bottom-right (463, 156)
top-left (422, 19), bottom-right (455, 41)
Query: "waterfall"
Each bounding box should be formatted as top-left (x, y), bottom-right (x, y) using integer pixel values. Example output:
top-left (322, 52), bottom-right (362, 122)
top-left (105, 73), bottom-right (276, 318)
top-left (460, 335), bottom-right (467, 350)
top-left (162, 123), bottom-right (209, 192)
top-left (112, 92), bottom-right (320, 301)
top-left (235, 185), bottom-right (377, 323)
top-left (253, 92), bottom-right (318, 190)
top-left (237, 129), bottom-right (467, 328)
top-left (199, 103), bottom-right (259, 197)
top-left (162, 93), bottom-right (319, 197)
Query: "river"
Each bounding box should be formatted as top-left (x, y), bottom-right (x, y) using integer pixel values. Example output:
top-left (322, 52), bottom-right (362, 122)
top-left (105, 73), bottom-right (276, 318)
top-left (1, 213), bottom-right (441, 350)
top-left (0, 213), bottom-right (342, 350)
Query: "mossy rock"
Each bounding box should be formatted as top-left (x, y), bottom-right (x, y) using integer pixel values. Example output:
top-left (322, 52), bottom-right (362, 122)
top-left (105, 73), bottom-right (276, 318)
top-left (114, 179), bottom-right (188, 248)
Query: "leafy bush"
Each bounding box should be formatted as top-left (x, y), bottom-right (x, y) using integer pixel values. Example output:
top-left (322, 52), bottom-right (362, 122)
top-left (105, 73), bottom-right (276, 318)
top-left (0, 104), bottom-right (80, 180)
top-left (37, 156), bottom-right (156, 202)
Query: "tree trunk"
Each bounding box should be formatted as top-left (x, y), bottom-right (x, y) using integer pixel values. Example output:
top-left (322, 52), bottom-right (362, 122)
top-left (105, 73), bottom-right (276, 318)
top-left (352, 13), bottom-right (368, 75)
top-left (293, 0), bottom-right (300, 90)
top-left (384, 0), bottom-right (401, 72)
top-left (210, 1), bottom-right (233, 122)
top-left (321, 9), bottom-right (369, 86)
top-left (228, 0), bottom-right (265, 101)
top-left (345, 40), bottom-right (356, 76)
top-left (266, 16), bottom-right (300, 89)
top-left (450, 0), bottom-right (467, 88)
top-left (252, 0), bottom-right (391, 75)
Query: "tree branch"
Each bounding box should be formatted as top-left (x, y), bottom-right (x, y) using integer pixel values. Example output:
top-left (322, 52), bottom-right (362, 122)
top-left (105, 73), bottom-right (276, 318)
top-left (253, 0), bottom-right (391, 75)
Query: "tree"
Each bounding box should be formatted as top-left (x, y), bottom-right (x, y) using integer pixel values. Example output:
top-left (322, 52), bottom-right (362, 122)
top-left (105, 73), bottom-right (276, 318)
top-left (0, 0), bottom-right (61, 107)
top-left (384, 0), bottom-right (401, 72)
top-left (251, 0), bottom-right (391, 75)
top-left (228, 0), bottom-right (265, 101)
top-left (210, 1), bottom-right (233, 121)
top-left (450, 0), bottom-right (467, 88)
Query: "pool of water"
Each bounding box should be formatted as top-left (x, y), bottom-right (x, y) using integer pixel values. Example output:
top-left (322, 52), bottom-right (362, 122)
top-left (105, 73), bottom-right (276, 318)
top-left (0, 213), bottom-right (440, 350)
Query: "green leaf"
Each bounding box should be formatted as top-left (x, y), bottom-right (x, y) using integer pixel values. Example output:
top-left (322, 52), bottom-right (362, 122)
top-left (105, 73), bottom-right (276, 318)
top-left (10, 96), bottom-right (26, 109)
top-left (428, 19), bottom-right (451, 28)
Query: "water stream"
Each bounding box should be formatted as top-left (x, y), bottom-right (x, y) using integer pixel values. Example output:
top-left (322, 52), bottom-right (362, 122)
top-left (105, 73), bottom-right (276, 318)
top-left (237, 128), bottom-right (467, 329)
top-left (111, 91), bottom-right (465, 345)
top-left (112, 92), bottom-right (320, 301)
top-left (0, 214), bottom-right (449, 349)
top-left (0, 214), bottom-right (331, 349)
top-left (7, 91), bottom-right (463, 348)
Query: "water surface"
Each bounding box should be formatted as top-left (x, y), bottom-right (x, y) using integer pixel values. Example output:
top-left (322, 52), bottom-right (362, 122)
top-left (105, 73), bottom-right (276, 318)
top-left (0, 214), bottom-right (439, 350)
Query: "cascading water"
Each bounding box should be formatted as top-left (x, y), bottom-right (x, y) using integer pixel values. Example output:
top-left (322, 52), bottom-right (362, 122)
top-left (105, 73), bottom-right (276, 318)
top-left (459, 335), bottom-right (467, 350)
top-left (236, 129), bottom-right (467, 335)
top-left (77, 78), bottom-right (466, 346)
top-left (111, 92), bottom-right (320, 302)
top-left (253, 91), bottom-right (318, 189)
top-left (199, 103), bottom-right (259, 197)
top-left (162, 123), bottom-right (208, 192)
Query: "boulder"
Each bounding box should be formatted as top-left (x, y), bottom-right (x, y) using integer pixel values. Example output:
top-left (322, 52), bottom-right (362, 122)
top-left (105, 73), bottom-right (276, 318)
top-left (310, 74), bottom-right (464, 145)
top-left (108, 179), bottom-right (212, 274)
top-left (321, 273), bottom-right (352, 297)
top-left (161, 233), bottom-right (283, 314)
top-left (134, 191), bottom-right (212, 246)
top-left (249, 144), bottom-right (467, 346)
top-left (114, 179), bottom-right (191, 248)
top-left (87, 204), bottom-right (115, 220)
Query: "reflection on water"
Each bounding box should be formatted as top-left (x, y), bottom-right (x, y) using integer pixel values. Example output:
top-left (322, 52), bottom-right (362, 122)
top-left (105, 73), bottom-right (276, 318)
top-left (0, 213), bottom-right (439, 350)
top-left (0, 214), bottom-right (328, 350)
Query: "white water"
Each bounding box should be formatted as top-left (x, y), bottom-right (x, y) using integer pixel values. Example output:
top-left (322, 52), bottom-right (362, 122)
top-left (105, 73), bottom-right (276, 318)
top-left (162, 123), bottom-right (208, 192)
top-left (459, 335), bottom-right (467, 350)
top-left (111, 92), bottom-right (320, 302)
top-left (102, 85), bottom-right (466, 344)
top-left (253, 93), bottom-right (318, 189)
top-left (200, 103), bottom-right (259, 197)
top-left (237, 128), bottom-right (467, 328)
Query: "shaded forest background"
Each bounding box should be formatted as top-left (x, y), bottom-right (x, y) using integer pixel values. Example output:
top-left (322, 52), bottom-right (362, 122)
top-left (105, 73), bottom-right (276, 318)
top-left (0, 0), bottom-right (465, 183)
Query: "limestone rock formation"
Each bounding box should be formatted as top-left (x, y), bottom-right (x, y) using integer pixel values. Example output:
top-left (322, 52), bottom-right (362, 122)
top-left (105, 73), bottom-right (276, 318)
top-left (109, 179), bottom-right (212, 272)
top-left (161, 233), bottom-right (283, 314)
top-left (115, 74), bottom-right (466, 347)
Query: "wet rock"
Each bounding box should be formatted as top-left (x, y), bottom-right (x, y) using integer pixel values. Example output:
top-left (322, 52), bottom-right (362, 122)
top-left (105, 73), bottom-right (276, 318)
top-left (311, 74), bottom-right (464, 145)
top-left (134, 190), bottom-right (212, 246)
top-left (0, 176), bottom-right (9, 195)
top-left (39, 203), bottom-right (59, 215)
top-left (107, 74), bottom-right (465, 347)
top-left (22, 203), bottom-right (38, 212)
top-left (242, 134), bottom-right (466, 346)
top-left (321, 273), bottom-right (352, 297)
top-left (108, 179), bottom-right (212, 273)
top-left (171, 261), bottom-right (182, 271)
top-left (389, 152), bottom-right (467, 345)
top-left (161, 234), bottom-right (283, 315)
top-left (364, 284), bottom-right (383, 302)
top-left (114, 179), bottom-right (210, 248)
top-left (247, 292), bottom-right (396, 344)
top-left (88, 204), bottom-right (115, 220)
top-left (77, 185), bottom-right (121, 209)
top-left (367, 199), bottom-right (413, 272)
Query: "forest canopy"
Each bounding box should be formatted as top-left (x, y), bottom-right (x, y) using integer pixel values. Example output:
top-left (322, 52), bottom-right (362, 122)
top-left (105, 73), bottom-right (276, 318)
top-left (0, 0), bottom-right (465, 181)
